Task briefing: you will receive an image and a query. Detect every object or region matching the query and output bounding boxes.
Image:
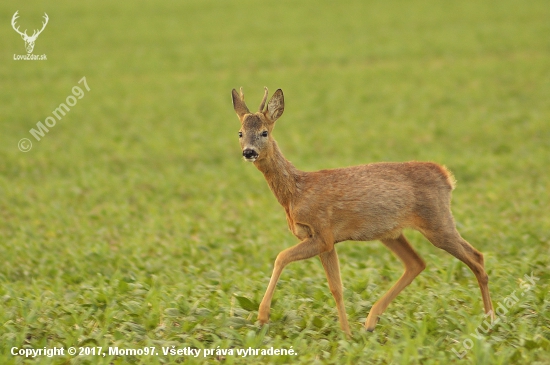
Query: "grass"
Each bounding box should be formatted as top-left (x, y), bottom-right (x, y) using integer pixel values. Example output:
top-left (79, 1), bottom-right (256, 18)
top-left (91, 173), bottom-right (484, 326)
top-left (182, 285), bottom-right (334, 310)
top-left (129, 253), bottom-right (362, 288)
top-left (1, 0), bottom-right (549, 363)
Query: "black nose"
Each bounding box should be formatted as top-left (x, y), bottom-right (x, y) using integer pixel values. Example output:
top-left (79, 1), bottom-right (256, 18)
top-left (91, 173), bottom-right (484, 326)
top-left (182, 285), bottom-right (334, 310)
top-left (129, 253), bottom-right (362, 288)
top-left (243, 149), bottom-right (258, 159)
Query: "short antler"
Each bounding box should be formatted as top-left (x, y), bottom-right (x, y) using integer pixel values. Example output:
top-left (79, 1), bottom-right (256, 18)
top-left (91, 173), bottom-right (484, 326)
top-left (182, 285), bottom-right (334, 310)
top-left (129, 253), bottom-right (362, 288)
top-left (258, 87), bottom-right (269, 112)
top-left (239, 87), bottom-right (245, 102)
top-left (232, 87), bottom-right (250, 119)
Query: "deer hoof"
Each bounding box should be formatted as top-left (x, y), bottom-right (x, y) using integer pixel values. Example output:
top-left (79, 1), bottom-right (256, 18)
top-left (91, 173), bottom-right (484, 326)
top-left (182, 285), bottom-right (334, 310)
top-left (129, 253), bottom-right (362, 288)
top-left (365, 314), bottom-right (380, 332)
top-left (258, 311), bottom-right (270, 324)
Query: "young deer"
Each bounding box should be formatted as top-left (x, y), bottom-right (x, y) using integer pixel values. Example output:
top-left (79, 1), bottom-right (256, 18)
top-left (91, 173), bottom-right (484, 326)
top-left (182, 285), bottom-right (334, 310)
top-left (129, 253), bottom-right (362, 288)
top-left (231, 87), bottom-right (494, 336)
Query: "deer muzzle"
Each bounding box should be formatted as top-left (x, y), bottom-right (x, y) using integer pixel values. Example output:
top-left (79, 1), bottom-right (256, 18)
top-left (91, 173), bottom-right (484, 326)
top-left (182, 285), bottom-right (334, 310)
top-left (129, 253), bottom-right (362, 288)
top-left (243, 148), bottom-right (259, 162)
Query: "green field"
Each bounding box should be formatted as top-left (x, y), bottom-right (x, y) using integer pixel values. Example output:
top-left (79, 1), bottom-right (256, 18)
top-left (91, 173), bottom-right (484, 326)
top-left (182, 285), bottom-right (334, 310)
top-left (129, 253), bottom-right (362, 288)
top-left (1, 0), bottom-right (549, 364)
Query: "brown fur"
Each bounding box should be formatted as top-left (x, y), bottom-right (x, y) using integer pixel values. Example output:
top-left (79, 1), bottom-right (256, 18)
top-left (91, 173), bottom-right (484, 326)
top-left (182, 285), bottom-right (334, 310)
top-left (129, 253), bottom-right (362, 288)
top-left (231, 87), bottom-right (494, 336)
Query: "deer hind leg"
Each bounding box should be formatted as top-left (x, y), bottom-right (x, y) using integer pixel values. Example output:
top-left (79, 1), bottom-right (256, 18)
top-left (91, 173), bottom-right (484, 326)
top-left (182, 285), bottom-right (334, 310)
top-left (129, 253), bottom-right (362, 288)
top-left (319, 248), bottom-right (351, 336)
top-left (365, 234), bottom-right (426, 331)
top-left (422, 224), bottom-right (494, 318)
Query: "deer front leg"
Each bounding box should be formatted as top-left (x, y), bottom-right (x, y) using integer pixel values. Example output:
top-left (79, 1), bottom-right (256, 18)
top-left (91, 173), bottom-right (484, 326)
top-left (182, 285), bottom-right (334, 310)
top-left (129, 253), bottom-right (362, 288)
top-left (319, 248), bottom-right (351, 336)
top-left (258, 235), bottom-right (332, 325)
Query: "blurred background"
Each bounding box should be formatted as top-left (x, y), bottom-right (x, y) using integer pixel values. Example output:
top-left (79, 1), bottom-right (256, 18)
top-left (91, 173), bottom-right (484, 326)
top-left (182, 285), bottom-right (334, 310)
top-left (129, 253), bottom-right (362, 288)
top-left (0, 1), bottom-right (549, 364)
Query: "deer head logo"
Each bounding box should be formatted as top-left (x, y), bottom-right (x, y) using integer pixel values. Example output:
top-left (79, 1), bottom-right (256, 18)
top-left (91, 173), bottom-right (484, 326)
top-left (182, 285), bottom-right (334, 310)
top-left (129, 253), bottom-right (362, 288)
top-left (11, 11), bottom-right (49, 54)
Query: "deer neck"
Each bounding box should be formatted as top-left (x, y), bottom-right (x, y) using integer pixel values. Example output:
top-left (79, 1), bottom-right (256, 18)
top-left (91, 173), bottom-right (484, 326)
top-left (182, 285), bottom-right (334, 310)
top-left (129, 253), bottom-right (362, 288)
top-left (254, 141), bottom-right (299, 209)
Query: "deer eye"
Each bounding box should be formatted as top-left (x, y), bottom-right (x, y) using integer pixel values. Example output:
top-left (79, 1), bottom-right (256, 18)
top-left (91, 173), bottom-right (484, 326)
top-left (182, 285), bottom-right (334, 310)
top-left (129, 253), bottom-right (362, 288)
top-left (238, 132), bottom-right (243, 138)
top-left (261, 131), bottom-right (268, 137)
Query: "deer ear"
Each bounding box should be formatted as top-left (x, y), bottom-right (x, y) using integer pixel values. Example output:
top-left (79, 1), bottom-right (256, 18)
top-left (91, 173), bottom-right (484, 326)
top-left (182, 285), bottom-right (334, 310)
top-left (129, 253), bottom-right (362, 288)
top-left (232, 88), bottom-right (250, 121)
top-left (265, 89), bottom-right (284, 123)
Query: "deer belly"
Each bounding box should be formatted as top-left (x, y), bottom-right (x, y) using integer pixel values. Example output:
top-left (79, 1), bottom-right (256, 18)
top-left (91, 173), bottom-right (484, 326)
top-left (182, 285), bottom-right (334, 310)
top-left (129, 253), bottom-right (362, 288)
top-left (332, 206), bottom-right (406, 242)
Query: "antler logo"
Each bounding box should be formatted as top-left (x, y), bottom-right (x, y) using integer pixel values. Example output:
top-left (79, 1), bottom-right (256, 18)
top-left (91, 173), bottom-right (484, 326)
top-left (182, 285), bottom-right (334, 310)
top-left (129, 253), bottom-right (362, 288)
top-left (11, 11), bottom-right (49, 54)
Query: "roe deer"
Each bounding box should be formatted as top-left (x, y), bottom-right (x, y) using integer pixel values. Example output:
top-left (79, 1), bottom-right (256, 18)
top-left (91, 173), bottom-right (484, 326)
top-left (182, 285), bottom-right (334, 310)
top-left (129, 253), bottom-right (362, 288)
top-left (231, 87), bottom-right (494, 336)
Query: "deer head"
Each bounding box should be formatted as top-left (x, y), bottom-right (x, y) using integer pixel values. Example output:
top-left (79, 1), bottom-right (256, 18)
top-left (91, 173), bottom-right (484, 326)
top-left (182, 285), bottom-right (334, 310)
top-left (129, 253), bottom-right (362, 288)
top-left (231, 87), bottom-right (285, 162)
top-left (11, 11), bottom-right (49, 54)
